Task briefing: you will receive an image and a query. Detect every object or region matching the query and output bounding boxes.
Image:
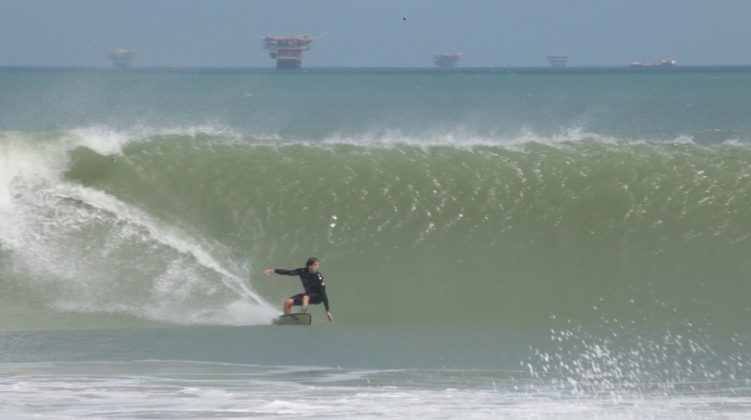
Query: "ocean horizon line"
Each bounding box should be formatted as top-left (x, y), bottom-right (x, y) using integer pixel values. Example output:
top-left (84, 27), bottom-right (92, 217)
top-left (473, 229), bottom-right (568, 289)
top-left (2, 64), bottom-right (751, 74)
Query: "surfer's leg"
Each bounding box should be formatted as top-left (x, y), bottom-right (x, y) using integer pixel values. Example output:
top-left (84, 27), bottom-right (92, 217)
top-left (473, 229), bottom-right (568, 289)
top-left (301, 295), bottom-right (310, 313)
top-left (286, 294), bottom-right (305, 314)
top-left (283, 298), bottom-right (294, 315)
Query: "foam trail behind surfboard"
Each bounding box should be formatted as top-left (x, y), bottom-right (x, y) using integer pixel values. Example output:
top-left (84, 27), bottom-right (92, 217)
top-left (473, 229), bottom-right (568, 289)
top-left (0, 129), bottom-right (278, 327)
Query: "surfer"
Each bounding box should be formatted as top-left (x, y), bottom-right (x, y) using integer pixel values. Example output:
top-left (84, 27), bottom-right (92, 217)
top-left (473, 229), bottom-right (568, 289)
top-left (264, 257), bottom-right (334, 322)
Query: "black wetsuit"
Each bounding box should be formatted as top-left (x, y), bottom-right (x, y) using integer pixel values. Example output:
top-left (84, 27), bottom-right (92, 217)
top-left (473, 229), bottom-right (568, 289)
top-left (274, 268), bottom-right (330, 311)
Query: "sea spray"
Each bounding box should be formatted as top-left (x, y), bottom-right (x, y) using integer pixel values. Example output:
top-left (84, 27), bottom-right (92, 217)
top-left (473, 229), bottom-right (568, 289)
top-left (0, 130), bottom-right (276, 329)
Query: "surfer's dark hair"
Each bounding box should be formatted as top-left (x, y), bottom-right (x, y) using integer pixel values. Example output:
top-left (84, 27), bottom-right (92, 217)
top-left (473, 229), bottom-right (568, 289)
top-left (305, 257), bottom-right (319, 268)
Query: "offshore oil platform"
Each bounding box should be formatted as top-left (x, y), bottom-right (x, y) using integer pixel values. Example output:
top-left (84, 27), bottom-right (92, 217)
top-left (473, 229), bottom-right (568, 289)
top-left (433, 53), bottom-right (463, 68)
top-left (262, 35), bottom-right (315, 69)
top-left (107, 48), bottom-right (135, 68)
top-left (546, 55), bottom-right (570, 67)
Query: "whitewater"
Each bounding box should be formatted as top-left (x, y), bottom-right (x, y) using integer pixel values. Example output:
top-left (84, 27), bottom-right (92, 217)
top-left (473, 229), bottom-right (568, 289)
top-left (0, 67), bottom-right (750, 418)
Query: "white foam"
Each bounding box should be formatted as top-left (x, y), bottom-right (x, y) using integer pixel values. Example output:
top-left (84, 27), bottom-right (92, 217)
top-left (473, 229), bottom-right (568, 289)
top-left (27, 123), bottom-right (738, 152)
top-left (0, 128), bottom-right (277, 326)
top-left (234, 126), bottom-right (720, 151)
top-left (63, 126), bottom-right (129, 156)
top-left (0, 361), bottom-right (747, 419)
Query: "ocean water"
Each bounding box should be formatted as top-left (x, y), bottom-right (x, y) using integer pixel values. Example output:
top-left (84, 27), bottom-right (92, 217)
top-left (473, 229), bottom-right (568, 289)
top-left (0, 67), bottom-right (750, 418)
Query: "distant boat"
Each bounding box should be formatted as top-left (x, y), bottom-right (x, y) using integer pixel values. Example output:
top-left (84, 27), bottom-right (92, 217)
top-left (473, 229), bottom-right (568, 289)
top-left (433, 52), bottom-right (463, 68)
top-left (546, 55), bottom-right (570, 67)
top-left (630, 58), bottom-right (677, 68)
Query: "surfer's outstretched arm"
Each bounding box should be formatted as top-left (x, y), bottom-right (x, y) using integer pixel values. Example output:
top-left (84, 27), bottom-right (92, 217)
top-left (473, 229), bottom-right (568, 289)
top-left (264, 268), bottom-right (303, 276)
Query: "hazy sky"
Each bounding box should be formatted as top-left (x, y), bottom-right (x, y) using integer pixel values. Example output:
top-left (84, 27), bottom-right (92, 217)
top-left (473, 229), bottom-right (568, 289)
top-left (1, 0), bottom-right (750, 67)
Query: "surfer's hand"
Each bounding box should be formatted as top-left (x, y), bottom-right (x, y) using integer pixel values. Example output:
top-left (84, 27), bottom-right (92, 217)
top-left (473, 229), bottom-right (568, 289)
top-left (264, 268), bottom-right (275, 275)
top-left (326, 311), bottom-right (334, 322)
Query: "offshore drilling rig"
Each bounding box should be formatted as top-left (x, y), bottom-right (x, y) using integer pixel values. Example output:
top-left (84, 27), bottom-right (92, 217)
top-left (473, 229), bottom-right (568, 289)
top-left (546, 55), bottom-right (570, 67)
top-left (261, 35), bottom-right (315, 69)
top-left (107, 48), bottom-right (135, 68)
top-left (433, 53), bottom-right (463, 68)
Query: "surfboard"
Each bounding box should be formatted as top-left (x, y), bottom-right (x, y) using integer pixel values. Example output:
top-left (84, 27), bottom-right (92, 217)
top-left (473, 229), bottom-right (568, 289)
top-left (272, 313), bottom-right (312, 326)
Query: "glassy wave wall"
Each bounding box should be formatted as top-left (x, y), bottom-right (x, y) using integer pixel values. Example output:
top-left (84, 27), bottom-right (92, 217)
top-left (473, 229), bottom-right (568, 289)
top-left (1, 128), bottom-right (749, 330)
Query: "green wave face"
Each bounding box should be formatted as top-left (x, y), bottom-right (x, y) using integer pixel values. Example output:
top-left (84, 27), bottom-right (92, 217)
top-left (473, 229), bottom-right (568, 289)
top-left (51, 135), bottom-right (751, 328)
